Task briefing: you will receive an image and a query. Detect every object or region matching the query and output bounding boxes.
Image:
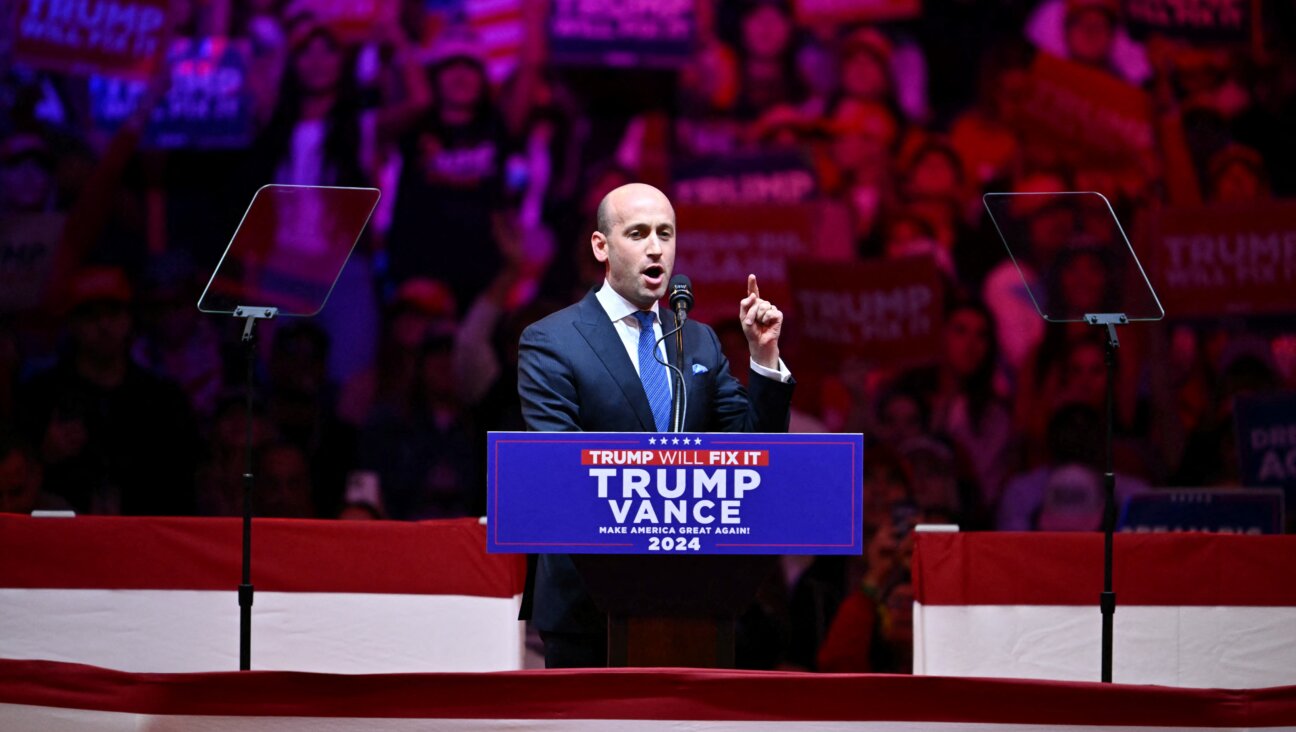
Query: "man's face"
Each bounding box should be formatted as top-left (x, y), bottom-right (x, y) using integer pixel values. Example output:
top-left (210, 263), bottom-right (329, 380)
top-left (71, 301), bottom-right (132, 361)
top-left (294, 34), bottom-right (343, 95)
top-left (1065, 9), bottom-right (1114, 67)
top-left (593, 186), bottom-right (676, 309)
top-left (257, 446), bottom-right (314, 518)
top-left (438, 60), bottom-right (484, 109)
top-left (944, 309), bottom-right (990, 379)
top-left (0, 148), bottom-right (54, 212)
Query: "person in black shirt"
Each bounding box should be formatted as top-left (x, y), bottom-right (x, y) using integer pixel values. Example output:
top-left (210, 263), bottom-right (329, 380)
top-left (385, 47), bottom-right (510, 308)
top-left (17, 267), bottom-right (200, 515)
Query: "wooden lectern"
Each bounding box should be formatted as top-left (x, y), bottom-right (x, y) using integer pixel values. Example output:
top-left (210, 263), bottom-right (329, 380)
top-left (570, 554), bottom-right (776, 667)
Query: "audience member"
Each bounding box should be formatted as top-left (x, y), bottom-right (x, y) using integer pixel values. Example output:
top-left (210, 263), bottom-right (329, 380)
top-left (196, 393), bottom-right (277, 517)
top-left (896, 300), bottom-right (1015, 513)
top-left (17, 267), bottom-right (200, 515)
top-left (256, 441), bottom-right (316, 518)
top-left (385, 39), bottom-right (509, 308)
top-left (0, 432), bottom-right (72, 513)
top-left (998, 403), bottom-right (1149, 531)
top-left (130, 253), bottom-right (224, 420)
top-left (355, 333), bottom-right (477, 519)
top-left (338, 277), bottom-right (456, 427)
top-left (265, 321), bottom-right (355, 517)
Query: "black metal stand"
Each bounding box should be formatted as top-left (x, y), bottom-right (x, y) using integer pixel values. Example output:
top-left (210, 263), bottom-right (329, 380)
top-left (1086, 312), bottom-right (1126, 684)
top-left (235, 306), bottom-right (276, 671)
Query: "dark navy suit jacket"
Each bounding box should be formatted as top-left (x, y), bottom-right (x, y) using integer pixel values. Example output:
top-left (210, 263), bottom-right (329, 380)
top-left (517, 288), bottom-right (795, 633)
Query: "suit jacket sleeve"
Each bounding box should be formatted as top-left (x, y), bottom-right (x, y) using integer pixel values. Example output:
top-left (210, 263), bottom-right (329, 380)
top-left (517, 321), bottom-right (582, 432)
top-left (698, 323), bottom-right (795, 434)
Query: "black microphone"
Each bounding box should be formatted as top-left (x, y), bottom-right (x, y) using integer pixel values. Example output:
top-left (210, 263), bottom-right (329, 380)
top-left (663, 274), bottom-right (692, 432)
top-left (669, 274), bottom-right (693, 323)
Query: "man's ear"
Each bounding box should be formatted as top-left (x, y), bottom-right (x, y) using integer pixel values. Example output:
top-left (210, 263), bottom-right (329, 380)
top-left (591, 231), bottom-right (609, 264)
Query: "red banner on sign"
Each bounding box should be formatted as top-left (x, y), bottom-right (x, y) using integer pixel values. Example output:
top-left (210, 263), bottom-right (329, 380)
top-left (12, 0), bottom-right (170, 79)
top-left (1010, 53), bottom-right (1154, 166)
top-left (795, 0), bottom-right (921, 23)
top-left (581, 450), bottom-right (771, 467)
top-left (296, 0), bottom-right (398, 42)
top-left (788, 256), bottom-right (944, 366)
top-left (1147, 203), bottom-right (1296, 318)
top-left (673, 203), bottom-right (854, 327)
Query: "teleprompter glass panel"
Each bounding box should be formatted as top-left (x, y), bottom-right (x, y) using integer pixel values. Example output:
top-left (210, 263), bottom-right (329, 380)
top-left (198, 185), bottom-right (380, 316)
top-left (983, 191), bottom-right (1164, 323)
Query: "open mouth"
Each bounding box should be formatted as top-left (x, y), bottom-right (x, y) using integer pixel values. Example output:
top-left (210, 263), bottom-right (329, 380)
top-left (642, 265), bottom-right (665, 287)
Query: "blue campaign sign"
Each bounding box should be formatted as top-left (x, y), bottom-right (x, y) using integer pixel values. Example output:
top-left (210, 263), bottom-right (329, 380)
top-left (1235, 391), bottom-right (1296, 502)
top-left (548, 0), bottom-right (695, 69)
top-left (90, 38), bottom-right (254, 149)
top-left (1118, 489), bottom-right (1285, 535)
top-left (672, 151), bottom-right (819, 206)
top-left (487, 432), bottom-right (863, 555)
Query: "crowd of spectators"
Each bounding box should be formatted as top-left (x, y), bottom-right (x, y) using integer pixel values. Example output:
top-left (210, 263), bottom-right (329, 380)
top-left (2, 0), bottom-right (1295, 672)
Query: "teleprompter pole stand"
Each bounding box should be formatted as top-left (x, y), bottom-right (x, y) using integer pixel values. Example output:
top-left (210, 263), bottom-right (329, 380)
top-left (1086, 312), bottom-right (1127, 684)
top-left (234, 305), bottom-right (277, 671)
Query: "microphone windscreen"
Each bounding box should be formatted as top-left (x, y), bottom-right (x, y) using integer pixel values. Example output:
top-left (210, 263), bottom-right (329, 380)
top-left (668, 275), bottom-right (693, 313)
top-left (669, 274), bottom-right (693, 310)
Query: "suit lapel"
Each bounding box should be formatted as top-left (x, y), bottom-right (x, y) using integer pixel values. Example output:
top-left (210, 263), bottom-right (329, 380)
top-left (573, 291), bottom-right (658, 431)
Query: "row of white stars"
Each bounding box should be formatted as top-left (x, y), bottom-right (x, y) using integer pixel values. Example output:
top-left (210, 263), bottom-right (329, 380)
top-left (648, 437), bottom-right (703, 445)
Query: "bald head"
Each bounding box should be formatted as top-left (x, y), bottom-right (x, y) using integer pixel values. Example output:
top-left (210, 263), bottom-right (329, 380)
top-left (596, 183), bottom-right (674, 237)
top-left (591, 182), bottom-right (677, 309)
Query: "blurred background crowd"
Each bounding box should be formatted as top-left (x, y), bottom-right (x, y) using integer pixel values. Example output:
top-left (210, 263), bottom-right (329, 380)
top-left (2, 0), bottom-right (1295, 672)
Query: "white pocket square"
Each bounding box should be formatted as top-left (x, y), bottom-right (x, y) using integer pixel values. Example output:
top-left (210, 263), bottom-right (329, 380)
top-left (692, 364), bottom-right (709, 375)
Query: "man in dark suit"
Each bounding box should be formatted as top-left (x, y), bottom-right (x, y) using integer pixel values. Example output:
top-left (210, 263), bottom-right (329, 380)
top-left (517, 182), bottom-right (794, 667)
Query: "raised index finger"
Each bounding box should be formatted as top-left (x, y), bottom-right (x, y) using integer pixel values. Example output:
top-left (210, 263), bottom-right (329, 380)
top-left (747, 274), bottom-right (759, 299)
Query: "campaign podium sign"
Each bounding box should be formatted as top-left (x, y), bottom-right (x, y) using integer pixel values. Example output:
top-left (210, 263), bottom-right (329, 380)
top-left (1119, 489), bottom-right (1284, 535)
top-left (1235, 392), bottom-right (1296, 503)
top-left (486, 432), bottom-right (863, 556)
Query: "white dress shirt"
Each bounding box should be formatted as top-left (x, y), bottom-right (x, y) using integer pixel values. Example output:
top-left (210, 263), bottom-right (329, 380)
top-left (594, 280), bottom-right (792, 386)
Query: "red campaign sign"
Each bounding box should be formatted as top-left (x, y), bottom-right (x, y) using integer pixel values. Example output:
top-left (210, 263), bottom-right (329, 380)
top-left (1010, 53), bottom-right (1154, 166)
top-left (295, 0), bottom-right (397, 42)
top-left (795, 0), bottom-right (921, 23)
top-left (672, 202), bottom-right (854, 326)
top-left (12, 0), bottom-right (169, 79)
top-left (1147, 203), bottom-right (1296, 318)
top-left (788, 257), bottom-right (944, 366)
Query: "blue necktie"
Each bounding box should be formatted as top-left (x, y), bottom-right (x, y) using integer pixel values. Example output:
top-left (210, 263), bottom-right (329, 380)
top-left (633, 310), bottom-right (672, 432)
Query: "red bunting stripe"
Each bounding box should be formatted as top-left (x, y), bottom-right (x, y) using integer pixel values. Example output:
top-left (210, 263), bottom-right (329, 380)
top-left (0, 515), bottom-right (524, 597)
top-left (1, 659), bottom-right (1296, 725)
top-left (913, 532), bottom-right (1296, 606)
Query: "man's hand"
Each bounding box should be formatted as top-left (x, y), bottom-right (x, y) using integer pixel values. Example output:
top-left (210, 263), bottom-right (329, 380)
top-left (739, 274), bottom-right (782, 370)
